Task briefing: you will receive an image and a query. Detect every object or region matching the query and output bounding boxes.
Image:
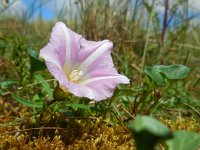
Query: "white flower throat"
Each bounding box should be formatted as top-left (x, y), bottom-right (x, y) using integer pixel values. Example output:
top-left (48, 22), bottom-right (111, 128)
top-left (68, 70), bottom-right (83, 82)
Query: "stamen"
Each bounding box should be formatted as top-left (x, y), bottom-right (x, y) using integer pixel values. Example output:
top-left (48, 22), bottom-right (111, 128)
top-left (69, 70), bottom-right (83, 82)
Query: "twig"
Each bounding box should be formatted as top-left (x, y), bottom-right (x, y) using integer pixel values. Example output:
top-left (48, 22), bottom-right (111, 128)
top-left (0, 127), bottom-right (71, 136)
top-left (122, 107), bottom-right (135, 119)
top-left (131, 63), bottom-right (143, 73)
top-left (183, 103), bottom-right (200, 117)
top-left (112, 103), bottom-right (124, 125)
top-left (183, 50), bottom-right (189, 65)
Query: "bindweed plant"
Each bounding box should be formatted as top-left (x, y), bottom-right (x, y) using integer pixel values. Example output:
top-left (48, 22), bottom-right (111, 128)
top-left (0, 1), bottom-right (199, 149)
top-left (2, 22), bottom-right (197, 150)
top-left (9, 22), bottom-right (191, 120)
top-left (9, 50), bottom-right (195, 149)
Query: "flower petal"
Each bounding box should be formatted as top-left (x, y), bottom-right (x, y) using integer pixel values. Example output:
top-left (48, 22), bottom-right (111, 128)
top-left (76, 39), bottom-right (113, 73)
top-left (85, 76), bottom-right (129, 100)
top-left (39, 43), bottom-right (68, 87)
top-left (40, 22), bottom-right (130, 101)
top-left (50, 22), bottom-right (82, 74)
top-left (67, 75), bottom-right (129, 101)
top-left (69, 38), bottom-right (129, 101)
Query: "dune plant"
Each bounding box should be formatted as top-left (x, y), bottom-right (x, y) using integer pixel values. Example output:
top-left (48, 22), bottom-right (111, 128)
top-left (0, 0), bottom-right (199, 149)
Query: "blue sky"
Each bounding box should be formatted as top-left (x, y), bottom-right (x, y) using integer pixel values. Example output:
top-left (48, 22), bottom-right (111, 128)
top-left (22, 0), bottom-right (55, 20)
top-left (20, 0), bottom-right (76, 21)
top-left (1, 0), bottom-right (200, 25)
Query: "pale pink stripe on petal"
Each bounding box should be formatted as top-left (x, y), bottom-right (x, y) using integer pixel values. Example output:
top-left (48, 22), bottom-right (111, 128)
top-left (50, 22), bottom-right (82, 73)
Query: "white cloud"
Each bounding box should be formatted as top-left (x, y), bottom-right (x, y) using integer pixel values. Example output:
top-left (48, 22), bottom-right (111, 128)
top-left (43, 0), bottom-right (129, 19)
top-left (188, 0), bottom-right (200, 25)
top-left (146, 0), bottom-right (200, 25)
top-left (189, 0), bottom-right (200, 12)
top-left (43, 0), bottom-right (76, 16)
top-left (147, 0), bottom-right (200, 13)
top-left (43, 0), bottom-right (68, 14)
top-left (0, 0), bottom-right (27, 18)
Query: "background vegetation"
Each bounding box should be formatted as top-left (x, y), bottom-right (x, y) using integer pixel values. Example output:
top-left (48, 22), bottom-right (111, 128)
top-left (0, 0), bottom-right (199, 149)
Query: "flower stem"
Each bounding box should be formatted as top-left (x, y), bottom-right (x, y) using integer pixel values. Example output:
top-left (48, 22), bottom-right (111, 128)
top-left (141, 0), bottom-right (155, 72)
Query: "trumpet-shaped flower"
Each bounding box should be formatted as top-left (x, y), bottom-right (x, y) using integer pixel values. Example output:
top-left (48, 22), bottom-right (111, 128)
top-left (40, 22), bottom-right (129, 101)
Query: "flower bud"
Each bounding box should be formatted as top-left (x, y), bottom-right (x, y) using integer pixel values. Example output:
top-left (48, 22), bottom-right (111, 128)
top-left (53, 84), bottom-right (69, 101)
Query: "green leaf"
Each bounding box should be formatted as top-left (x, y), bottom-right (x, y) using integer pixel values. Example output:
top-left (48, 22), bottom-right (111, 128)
top-left (34, 74), bottom-right (53, 98)
top-left (128, 115), bottom-right (172, 150)
top-left (166, 130), bottom-right (200, 150)
top-left (156, 65), bottom-right (190, 79)
top-left (27, 48), bottom-right (46, 73)
top-left (27, 48), bottom-right (39, 58)
top-left (144, 64), bottom-right (190, 86)
top-left (0, 39), bottom-right (6, 47)
top-left (0, 80), bottom-right (19, 88)
top-left (145, 66), bottom-right (165, 86)
top-left (143, 2), bottom-right (152, 13)
top-left (12, 94), bottom-right (43, 109)
top-left (0, 80), bottom-right (19, 95)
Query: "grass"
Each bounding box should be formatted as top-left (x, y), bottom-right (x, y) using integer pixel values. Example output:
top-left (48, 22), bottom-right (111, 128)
top-left (0, 0), bottom-right (200, 149)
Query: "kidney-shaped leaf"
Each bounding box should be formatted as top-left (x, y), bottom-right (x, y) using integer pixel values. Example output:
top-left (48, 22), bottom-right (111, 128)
top-left (166, 130), bottom-right (200, 150)
top-left (155, 65), bottom-right (190, 79)
top-left (129, 115), bottom-right (173, 150)
top-left (145, 64), bottom-right (190, 86)
top-left (145, 66), bottom-right (165, 86)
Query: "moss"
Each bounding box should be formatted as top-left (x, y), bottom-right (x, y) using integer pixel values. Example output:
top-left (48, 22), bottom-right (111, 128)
top-left (159, 117), bottom-right (200, 132)
top-left (0, 122), bottom-right (135, 150)
top-left (0, 134), bottom-right (65, 150)
top-left (0, 97), bottom-right (199, 149)
top-left (0, 97), bottom-right (136, 149)
top-left (1, 116), bottom-right (199, 149)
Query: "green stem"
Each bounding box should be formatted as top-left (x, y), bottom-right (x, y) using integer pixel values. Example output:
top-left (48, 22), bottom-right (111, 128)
top-left (141, 0), bottom-right (155, 72)
top-left (102, 89), bottom-right (119, 119)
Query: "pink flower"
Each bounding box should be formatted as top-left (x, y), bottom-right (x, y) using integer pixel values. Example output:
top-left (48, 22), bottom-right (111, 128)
top-left (39, 22), bottom-right (129, 101)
